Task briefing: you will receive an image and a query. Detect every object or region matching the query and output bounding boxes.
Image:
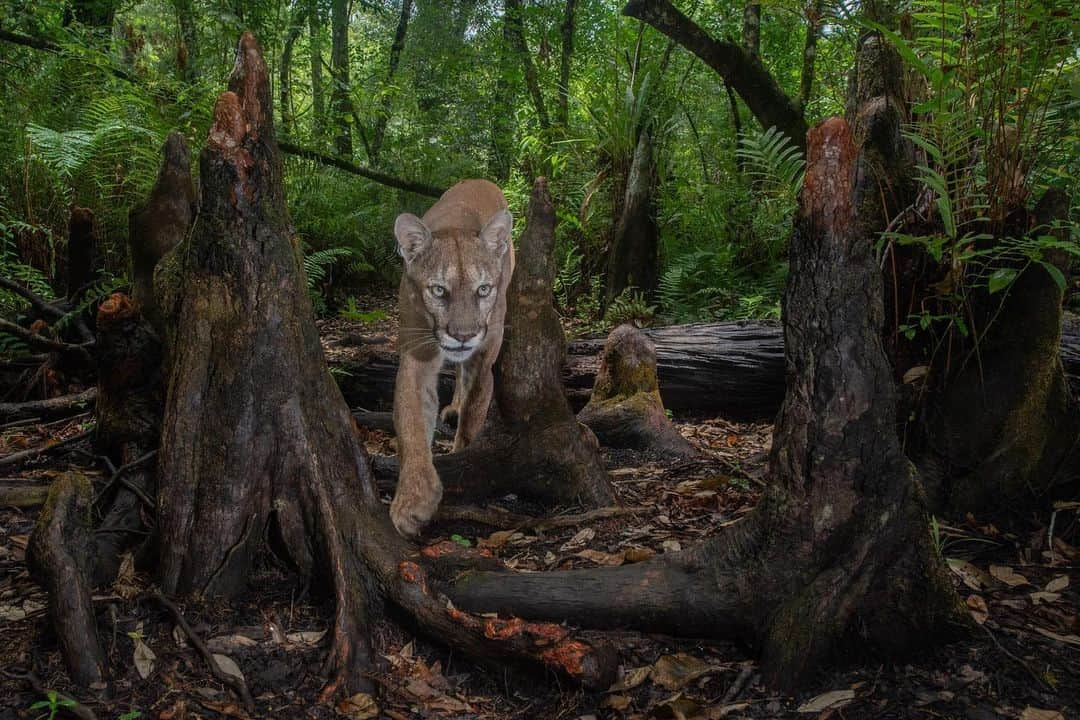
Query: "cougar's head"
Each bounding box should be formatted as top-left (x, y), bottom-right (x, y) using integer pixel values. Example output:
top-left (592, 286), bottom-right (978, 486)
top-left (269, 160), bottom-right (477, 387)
top-left (394, 210), bottom-right (512, 363)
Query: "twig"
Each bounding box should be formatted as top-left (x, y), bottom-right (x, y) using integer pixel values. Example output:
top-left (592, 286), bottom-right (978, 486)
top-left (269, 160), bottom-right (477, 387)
top-left (982, 623), bottom-right (1054, 691)
top-left (147, 590), bottom-right (256, 712)
top-left (0, 277), bottom-right (65, 321)
top-left (0, 668), bottom-right (98, 720)
top-left (0, 427), bottom-right (95, 470)
top-left (0, 388), bottom-right (98, 421)
top-left (93, 449), bottom-right (157, 505)
top-left (0, 318), bottom-right (93, 363)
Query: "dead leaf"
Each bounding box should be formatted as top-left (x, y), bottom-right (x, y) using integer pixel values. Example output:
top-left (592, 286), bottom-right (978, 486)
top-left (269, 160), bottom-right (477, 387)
top-left (662, 539), bottom-right (682, 553)
top-left (624, 547), bottom-right (656, 563)
top-left (0, 603), bottom-right (26, 621)
top-left (1044, 575), bottom-right (1068, 593)
top-left (707, 704), bottom-right (750, 719)
top-left (903, 365), bottom-right (929, 383)
top-left (207, 634), bottom-right (259, 653)
top-left (797, 689), bottom-right (856, 713)
top-left (651, 653), bottom-right (713, 691)
top-left (336, 692), bottom-right (379, 719)
top-left (285, 630), bottom-right (327, 645)
top-left (115, 552), bottom-right (140, 599)
top-left (989, 564), bottom-right (1029, 587)
top-left (560, 527), bottom-right (595, 551)
top-left (479, 530), bottom-right (520, 549)
top-left (602, 694), bottom-right (631, 710)
top-left (196, 700), bottom-right (245, 718)
top-left (133, 637), bottom-right (156, 679)
top-left (966, 594), bottom-right (989, 624)
top-left (212, 654), bottom-right (245, 683)
top-left (1020, 708), bottom-right (1065, 720)
top-left (947, 558), bottom-right (991, 591)
top-left (576, 548), bottom-right (625, 566)
top-left (607, 665), bottom-right (651, 692)
top-left (1030, 592), bottom-right (1061, 605)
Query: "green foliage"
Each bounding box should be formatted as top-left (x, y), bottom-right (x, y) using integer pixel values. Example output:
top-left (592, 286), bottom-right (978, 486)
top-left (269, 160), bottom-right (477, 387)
top-left (29, 691), bottom-right (76, 720)
top-left (603, 287), bottom-right (656, 327)
top-left (870, 0), bottom-right (1079, 345)
top-left (735, 126), bottom-right (805, 197)
top-left (339, 298), bottom-right (388, 324)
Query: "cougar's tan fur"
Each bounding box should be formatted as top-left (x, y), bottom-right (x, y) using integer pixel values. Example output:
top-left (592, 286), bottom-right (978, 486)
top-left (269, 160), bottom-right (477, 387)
top-left (390, 179), bottom-right (514, 536)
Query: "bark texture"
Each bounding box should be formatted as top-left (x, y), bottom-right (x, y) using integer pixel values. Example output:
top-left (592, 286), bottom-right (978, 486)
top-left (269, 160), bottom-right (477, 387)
top-left (446, 118), bottom-right (968, 693)
top-left (577, 323), bottom-right (697, 458)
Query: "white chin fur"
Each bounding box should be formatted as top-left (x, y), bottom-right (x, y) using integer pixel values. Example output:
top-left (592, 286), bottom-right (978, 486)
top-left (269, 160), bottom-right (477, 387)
top-left (441, 347), bottom-right (475, 363)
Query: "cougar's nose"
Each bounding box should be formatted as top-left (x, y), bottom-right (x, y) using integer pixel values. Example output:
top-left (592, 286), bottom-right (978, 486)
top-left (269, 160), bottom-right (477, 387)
top-left (449, 329), bottom-right (477, 345)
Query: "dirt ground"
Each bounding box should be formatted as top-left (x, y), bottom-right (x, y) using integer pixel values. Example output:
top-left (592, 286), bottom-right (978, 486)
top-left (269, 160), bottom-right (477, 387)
top-left (1, 308), bottom-right (1077, 720)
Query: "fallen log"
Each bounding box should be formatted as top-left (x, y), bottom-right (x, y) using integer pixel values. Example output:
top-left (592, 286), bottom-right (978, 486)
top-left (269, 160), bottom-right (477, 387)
top-left (332, 319), bottom-right (1080, 421)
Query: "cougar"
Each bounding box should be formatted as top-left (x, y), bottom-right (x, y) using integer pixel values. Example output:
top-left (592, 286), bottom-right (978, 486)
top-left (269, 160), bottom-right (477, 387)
top-left (389, 179), bottom-right (514, 536)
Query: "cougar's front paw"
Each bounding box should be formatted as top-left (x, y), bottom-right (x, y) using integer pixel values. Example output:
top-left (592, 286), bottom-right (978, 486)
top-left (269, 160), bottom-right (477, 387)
top-left (390, 462), bottom-right (443, 537)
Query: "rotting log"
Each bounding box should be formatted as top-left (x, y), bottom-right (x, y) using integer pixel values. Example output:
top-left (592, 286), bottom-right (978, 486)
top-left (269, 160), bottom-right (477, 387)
top-left (577, 323), bottom-right (697, 458)
top-left (443, 117), bottom-right (969, 692)
top-left (374, 179), bottom-right (615, 510)
top-left (26, 472), bottom-right (105, 687)
top-left (333, 321), bottom-right (1079, 420)
top-left (0, 480), bottom-right (50, 509)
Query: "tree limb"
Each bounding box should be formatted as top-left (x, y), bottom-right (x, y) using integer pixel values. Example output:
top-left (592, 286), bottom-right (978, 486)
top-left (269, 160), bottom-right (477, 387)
top-left (0, 388), bottom-right (97, 421)
top-left (622, 0), bottom-right (807, 151)
top-left (279, 141), bottom-right (444, 197)
top-left (0, 318), bottom-right (93, 362)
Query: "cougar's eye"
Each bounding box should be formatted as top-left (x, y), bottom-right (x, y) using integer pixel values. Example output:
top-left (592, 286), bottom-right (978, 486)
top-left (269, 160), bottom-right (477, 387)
top-left (477, 284), bottom-right (492, 298)
top-left (429, 285), bottom-right (447, 298)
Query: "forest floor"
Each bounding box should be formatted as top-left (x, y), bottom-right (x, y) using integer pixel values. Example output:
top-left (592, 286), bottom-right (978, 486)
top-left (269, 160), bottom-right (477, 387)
top-left (1, 300), bottom-right (1078, 720)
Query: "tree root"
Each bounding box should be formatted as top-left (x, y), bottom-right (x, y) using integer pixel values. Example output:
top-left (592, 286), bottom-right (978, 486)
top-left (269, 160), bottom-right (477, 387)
top-left (26, 472), bottom-right (105, 687)
top-left (0, 388), bottom-right (97, 421)
top-left (147, 590), bottom-right (255, 712)
top-left (0, 428), bottom-right (94, 471)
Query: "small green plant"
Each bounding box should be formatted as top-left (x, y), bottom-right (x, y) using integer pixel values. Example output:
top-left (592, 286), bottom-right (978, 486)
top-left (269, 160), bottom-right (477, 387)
top-left (604, 287), bottom-right (655, 327)
top-left (29, 691), bottom-right (76, 720)
top-left (339, 297), bottom-right (388, 324)
top-left (929, 515), bottom-right (945, 559)
top-left (118, 711), bottom-right (142, 720)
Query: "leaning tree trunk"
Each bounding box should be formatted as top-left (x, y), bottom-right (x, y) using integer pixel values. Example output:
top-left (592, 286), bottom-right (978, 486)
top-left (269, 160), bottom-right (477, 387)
top-left (147, 33), bottom-right (616, 698)
top-left (445, 117), bottom-right (968, 691)
top-left (605, 127), bottom-right (659, 307)
top-left (372, 179), bottom-right (615, 509)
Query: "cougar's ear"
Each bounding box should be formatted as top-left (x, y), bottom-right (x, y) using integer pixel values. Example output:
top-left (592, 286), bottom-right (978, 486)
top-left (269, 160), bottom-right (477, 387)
top-left (394, 213), bottom-right (432, 264)
top-left (479, 210), bottom-right (512, 257)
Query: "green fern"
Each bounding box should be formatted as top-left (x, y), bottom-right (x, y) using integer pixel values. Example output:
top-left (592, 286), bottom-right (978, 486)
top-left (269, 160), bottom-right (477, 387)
top-left (736, 126), bottom-right (805, 197)
top-left (303, 246), bottom-right (356, 289)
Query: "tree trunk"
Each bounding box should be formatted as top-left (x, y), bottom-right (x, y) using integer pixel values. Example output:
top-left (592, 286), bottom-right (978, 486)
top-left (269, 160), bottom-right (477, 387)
top-left (577, 323), bottom-right (697, 458)
top-left (445, 117), bottom-right (968, 692)
top-left (148, 33), bottom-right (617, 698)
top-left (280, 1), bottom-right (309, 138)
top-left (623, 0), bottom-right (807, 152)
top-left (174, 0), bottom-right (198, 82)
top-left (917, 190), bottom-right (1080, 512)
top-left (556, 0), bottom-right (577, 128)
top-left (605, 127), bottom-right (659, 305)
top-left (742, 3), bottom-right (760, 58)
top-left (330, 0), bottom-right (352, 157)
top-left (505, 0), bottom-right (551, 131)
top-left (65, 207), bottom-right (97, 300)
top-left (369, 0), bottom-right (413, 162)
top-left (128, 131), bottom-right (197, 336)
top-left (309, 1), bottom-right (326, 145)
top-left (796, 0), bottom-right (824, 111)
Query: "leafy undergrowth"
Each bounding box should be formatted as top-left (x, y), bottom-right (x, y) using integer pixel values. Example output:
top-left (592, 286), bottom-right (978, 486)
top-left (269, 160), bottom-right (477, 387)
top-left (0, 315), bottom-right (1077, 720)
